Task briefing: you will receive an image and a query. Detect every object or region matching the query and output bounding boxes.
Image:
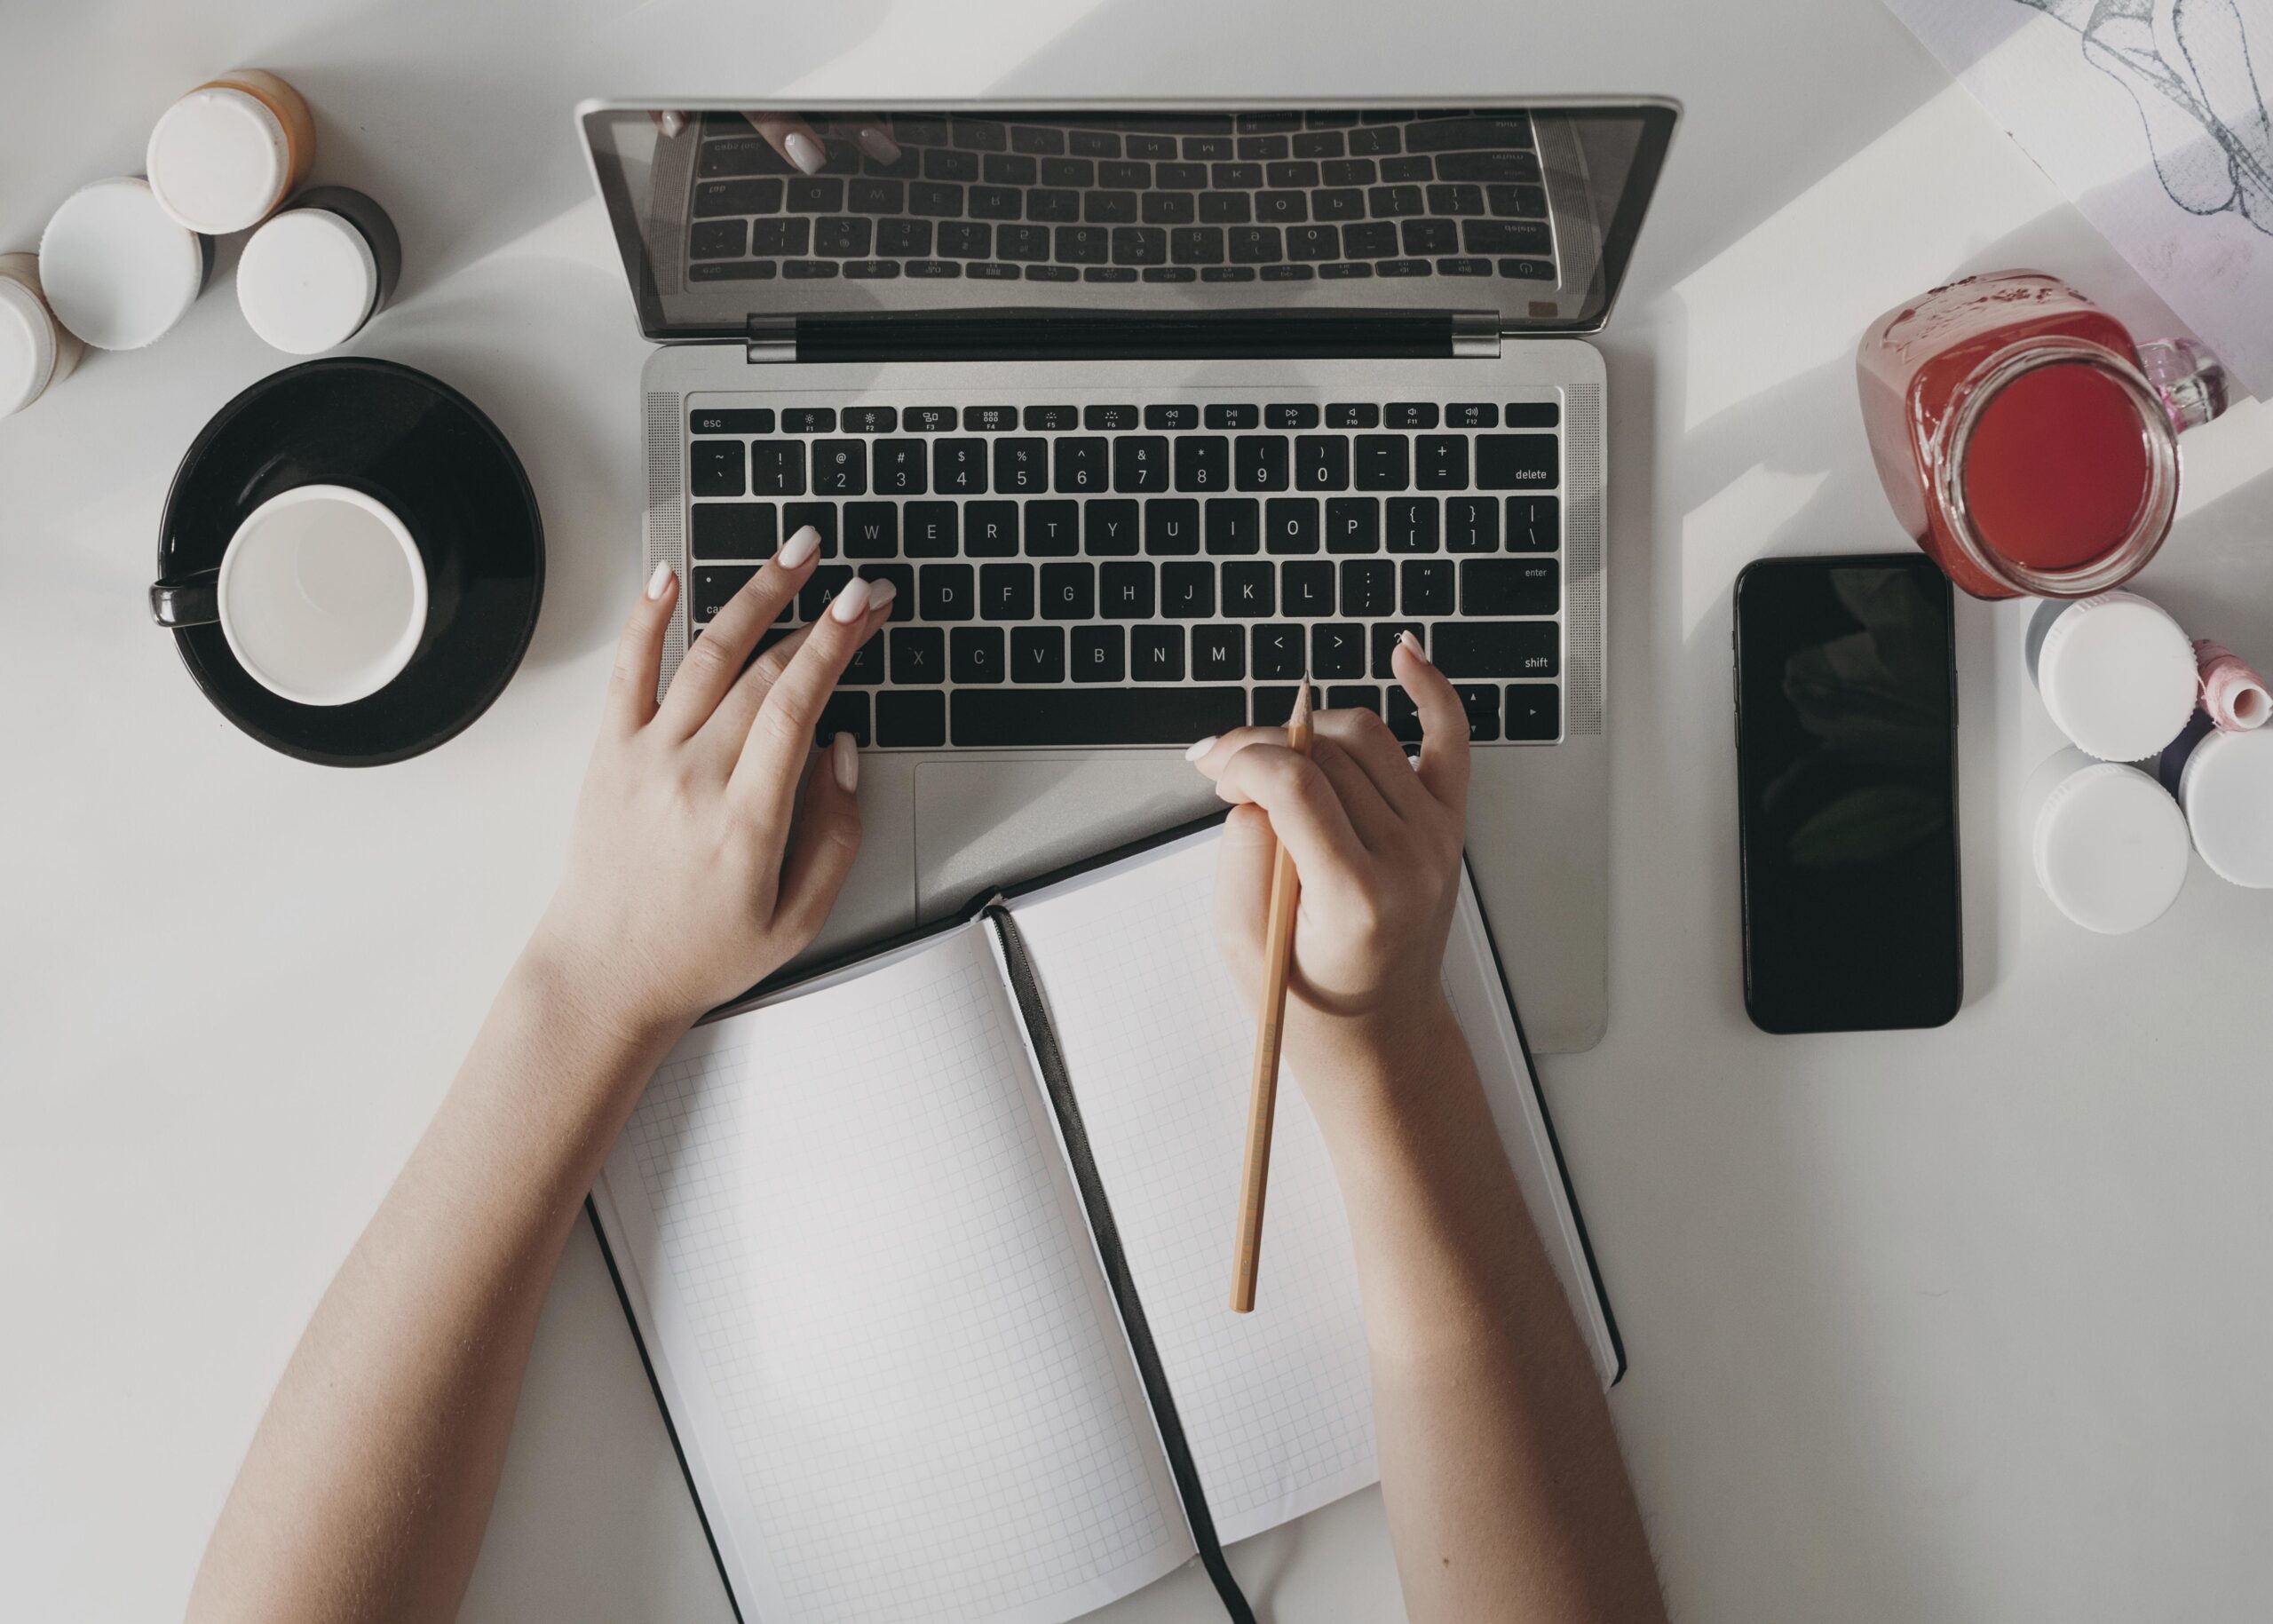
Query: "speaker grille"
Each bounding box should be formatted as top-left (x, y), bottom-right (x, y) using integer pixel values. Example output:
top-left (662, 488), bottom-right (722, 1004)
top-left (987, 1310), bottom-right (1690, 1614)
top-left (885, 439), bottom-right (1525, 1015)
top-left (645, 391), bottom-right (686, 698)
top-left (1564, 380), bottom-right (1604, 736)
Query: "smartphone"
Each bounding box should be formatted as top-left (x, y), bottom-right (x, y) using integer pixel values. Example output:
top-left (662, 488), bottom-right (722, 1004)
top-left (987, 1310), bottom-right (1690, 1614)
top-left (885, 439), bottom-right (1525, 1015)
top-left (1733, 553), bottom-right (1961, 1034)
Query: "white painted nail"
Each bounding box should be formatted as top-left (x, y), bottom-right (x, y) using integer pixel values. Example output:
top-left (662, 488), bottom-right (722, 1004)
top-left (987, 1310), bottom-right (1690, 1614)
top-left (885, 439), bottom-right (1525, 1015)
top-left (654, 109), bottom-right (686, 139)
top-left (778, 524), bottom-right (821, 569)
top-left (832, 731), bottom-right (860, 792)
top-left (783, 131), bottom-right (827, 175)
top-left (865, 576), bottom-right (897, 611)
top-left (1184, 734), bottom-right (1217, 762)
top-left (828, 576), bottom-right (874, 623)
top-left (645, 560), bottom-right (675, 599)
top-left (856, 123), bottom-right (902, 162)
top-left (1398, 629), bottom-right (1427, 661)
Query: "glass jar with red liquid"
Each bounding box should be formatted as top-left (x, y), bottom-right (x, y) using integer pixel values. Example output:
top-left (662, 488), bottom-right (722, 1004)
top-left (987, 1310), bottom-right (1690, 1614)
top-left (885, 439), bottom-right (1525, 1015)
top-left (1857, 270), bottom-right (2230, 599)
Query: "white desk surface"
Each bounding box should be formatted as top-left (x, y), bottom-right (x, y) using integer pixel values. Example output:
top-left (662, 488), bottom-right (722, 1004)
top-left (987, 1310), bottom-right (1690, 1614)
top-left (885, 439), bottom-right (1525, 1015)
top-left (6, 3), bottom-right (2270, 1620)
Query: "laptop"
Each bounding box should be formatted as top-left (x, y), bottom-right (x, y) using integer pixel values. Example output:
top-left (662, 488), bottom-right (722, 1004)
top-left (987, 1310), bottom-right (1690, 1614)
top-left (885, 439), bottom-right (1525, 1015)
top-left (578, 99), bottom-right (1675, 1054)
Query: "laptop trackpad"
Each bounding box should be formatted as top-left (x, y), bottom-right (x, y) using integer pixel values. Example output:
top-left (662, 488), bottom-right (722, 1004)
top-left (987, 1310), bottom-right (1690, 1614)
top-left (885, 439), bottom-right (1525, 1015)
top-left (912, 753), bottom-right (1219, 918)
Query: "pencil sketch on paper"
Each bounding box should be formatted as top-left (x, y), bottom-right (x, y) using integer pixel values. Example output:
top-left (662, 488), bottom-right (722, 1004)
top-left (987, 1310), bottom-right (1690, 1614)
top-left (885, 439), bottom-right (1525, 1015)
top-left (1881, 0), bottom-right (2273, 390)
top-left (2013, 0), bottom-right (2273, 235)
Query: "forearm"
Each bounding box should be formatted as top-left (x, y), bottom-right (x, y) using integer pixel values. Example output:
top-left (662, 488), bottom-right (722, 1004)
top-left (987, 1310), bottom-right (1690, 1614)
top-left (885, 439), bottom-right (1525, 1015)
top-left (186, 955), bottom-right (681, 1624)
top-left (1300, 1005), bottom-right (1664, 1624)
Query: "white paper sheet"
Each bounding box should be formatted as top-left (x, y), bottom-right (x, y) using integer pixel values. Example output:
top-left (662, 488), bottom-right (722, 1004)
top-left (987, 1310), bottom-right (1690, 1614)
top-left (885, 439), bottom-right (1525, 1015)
top-left (1885, 0), bottom-right (2273, 392)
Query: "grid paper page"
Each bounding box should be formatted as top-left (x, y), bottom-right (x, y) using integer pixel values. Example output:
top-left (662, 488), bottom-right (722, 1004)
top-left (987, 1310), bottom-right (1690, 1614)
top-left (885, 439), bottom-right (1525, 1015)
top-left (1008, 839), bottom-right (1379, 1545)
top-left (599, 925), bottom-right (1192, 1624)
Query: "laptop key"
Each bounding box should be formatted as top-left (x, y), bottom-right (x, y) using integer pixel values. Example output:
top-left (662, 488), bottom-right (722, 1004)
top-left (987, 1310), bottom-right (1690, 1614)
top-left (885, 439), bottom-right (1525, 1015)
top-left (1387, 497), bottom-right (1439, 552)
top-left (1234, 436), bottom-right (1291, 491)
top-left (690, 441), bottom-right (747, 497)
top-left (1401, 558), bottom-right (1454, 615)
top-left (1266, 498), bottom-right (1320, 554)
top-left (1011, 625), bottom-right (1065, 683)
top-left (994, 438), bottom-right (1048, 493)
top-left (952, 685), bottom-right (1247, 747)
top-left (1132, 625), bottom-right (1185, 683)
top-left (1312, 622), bottom-right (1364, 679)
top-left (811, 440), bottom-right (866, 495)
top-left (1461, 558), bottom-right (1560, 617)
top-left (1327, 497), bottom-right (1380, 554)
top-left (843, 631), bottom-right (885, 685)
top-left (1253, 623), bottom-right (1304, 679)
top-left (1113, 436), bottom-right (1171, 493)
top-left (1476, 434), bottom-right (1560, 490)
top-left (1101, 562), bottom-right (1155, 618)
top-left (1027, 189), bottom-right (1082, 222)
top-left (1174, 435), bottom-right (1230, 492)
top-left (1192, 626), bottom-right (1245, 681)
top-left (1041, 563), bottom-right (1095, 620)
top-left (798, 565), bottom-right (854, 622)
top-left (1283, 559), bottom-right (1334, 614)
top-left (691, 565), bottom-right (756, 622)
top-left (1198, 193), bottom-right (1253, 223)
top-left (920, 564), bottom-right (976, 622)
top-left (876, 690), bottom-right (946, 747)
top-left (1295, 435), bottom-right (1350, 489)
top-left (843, 502), bottom-right (896, 558)
top-left (951, 627), bottom-right (1005, 685)
top-left (781, 503), bottom-right (839, 558)
top-left (932, 438), bottom-right (987, 494)
top-left (965, 501), bottom-right (1019, 557)
top-left (1372, 622), bottom-right (1430, 679)
top-left (980, 563), bottom-right (1034, 620)
top-left (873, 439), bottom-right (925, 495)
top-left (1145, 499), bottom-right (1200, 555)
top-left (1084, 500), bottom-right (1139, 555)
top-left (860, 564), bottom-right (915, 622)
top-left (1434, 621), bottom-right (1559, 678)
top-left (904, 502), bottom-right (958, 558)
top-left (1507, 495), bottom-right (1560, 551)
top-left (1025, 501), bottom-right (1080, 556)
top-left (1056, 437), bottom-right (1110, 492)
top-left (1206, 498), bottom-right (1262, 555)
top-left (1416, 435), bottom-right (1469, 489)
top-left (1073, 625), bottom-right (1126, 682)
top-left (691, 503), bottom-right (775, 559)
top-left (1223, 559), bottom-right (1274, 616)
top-left (815, 691), bottom-right (871, 747)
top-left (1162, 561), bottom-right (1215, 618)
top-left (1342, 558), bottom-right (1395, 616)
top-left (1353, 434), bottom-right (1410, 491)
top-left (1456, 684), bottom-right (1503, 742)
top-left (1445, 495), bottom-right (1499, 551)
top-left (1507, 683), bottom-right (1561, 741)
top-left (890, 625), bottom-right (945, 684)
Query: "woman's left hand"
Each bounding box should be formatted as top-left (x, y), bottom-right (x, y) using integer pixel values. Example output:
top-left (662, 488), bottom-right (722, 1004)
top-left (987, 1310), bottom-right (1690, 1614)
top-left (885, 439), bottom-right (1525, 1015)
top-left (527, 532), bottom-right (895, 1040)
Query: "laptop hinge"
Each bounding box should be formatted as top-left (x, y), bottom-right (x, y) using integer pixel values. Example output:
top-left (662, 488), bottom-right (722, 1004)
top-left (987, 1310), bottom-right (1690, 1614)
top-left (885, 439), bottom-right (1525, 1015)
top-left (746, 309), bottom-right (1503, 364)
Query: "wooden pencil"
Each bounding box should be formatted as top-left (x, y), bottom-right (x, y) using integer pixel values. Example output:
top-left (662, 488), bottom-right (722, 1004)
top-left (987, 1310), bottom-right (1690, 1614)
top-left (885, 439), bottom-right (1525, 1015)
top-left (1231, 678), bottom-right (1313, 1313)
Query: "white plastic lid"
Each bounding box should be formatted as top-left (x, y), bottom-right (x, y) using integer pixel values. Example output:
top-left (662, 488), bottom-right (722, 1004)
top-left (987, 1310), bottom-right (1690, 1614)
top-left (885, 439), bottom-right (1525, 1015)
top-left (147, 85), bottom-right (290, 234)
top-left (237, 209), bottom-right (377, 354)
top-left (2034, 591), bottom-right (2198, 762)
top-left (39, 178), bottom-right (208, 350)
top-left (2177, 727), bottom-right (2273, 888)
top-left (0, 274), bottom-right (58, 416)
top-left (2031, 759), bottom-right (2191, 933)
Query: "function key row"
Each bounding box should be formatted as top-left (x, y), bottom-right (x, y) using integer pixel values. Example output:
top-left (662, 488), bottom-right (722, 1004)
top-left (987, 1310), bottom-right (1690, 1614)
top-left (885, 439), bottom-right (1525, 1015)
top-left (690, 433), bottom-right (1559, 498)
top-left (690, 401), bottom-right (1561, 436)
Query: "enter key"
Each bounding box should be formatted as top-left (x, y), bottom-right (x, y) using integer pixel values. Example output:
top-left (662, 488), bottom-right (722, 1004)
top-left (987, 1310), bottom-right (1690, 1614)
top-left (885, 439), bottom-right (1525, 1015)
top-left (1461, 557), bottom-right (1560, 617)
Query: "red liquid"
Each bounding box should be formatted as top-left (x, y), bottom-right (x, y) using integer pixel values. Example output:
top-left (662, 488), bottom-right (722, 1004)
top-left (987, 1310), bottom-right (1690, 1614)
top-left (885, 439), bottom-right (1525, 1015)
top-left (1857, 271), bottom-right (2156, 598)
top-left (1961, 362), bottom-right (2150, 571)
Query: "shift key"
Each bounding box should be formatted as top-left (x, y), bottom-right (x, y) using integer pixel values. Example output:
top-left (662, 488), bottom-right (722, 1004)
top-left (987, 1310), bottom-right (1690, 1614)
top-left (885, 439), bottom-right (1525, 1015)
top-left (1475, 432), bottom-right (1558, 489)
top-left (1433, 620), bottom-right (1558, 678)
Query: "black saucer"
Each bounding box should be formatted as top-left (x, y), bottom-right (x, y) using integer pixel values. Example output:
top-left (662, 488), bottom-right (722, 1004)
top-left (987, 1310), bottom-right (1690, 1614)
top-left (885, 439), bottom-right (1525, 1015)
top-left (156, 358), bottom-right (544, 767)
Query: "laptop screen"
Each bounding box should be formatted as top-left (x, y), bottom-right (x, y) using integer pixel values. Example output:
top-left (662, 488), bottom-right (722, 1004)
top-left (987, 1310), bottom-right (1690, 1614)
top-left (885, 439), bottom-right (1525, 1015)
top-left (580, 101), bottom-right (1675, 343)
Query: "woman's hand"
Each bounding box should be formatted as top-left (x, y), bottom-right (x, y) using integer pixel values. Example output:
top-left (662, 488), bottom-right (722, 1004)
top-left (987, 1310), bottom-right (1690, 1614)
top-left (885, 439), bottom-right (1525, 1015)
top-left (649, 109), bottom-right (901, 175)
top-left (526, 528), bottom-right (895, 1042)
top-left (1187, 634), bottom-right (1471, 1075)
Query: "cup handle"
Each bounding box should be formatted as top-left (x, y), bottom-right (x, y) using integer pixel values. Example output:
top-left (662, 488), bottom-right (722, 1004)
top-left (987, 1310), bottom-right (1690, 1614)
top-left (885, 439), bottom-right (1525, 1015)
top-left (150, 570), bottom-right (220, 628)
top-left (2138, 337), bottom-right (2230, 433)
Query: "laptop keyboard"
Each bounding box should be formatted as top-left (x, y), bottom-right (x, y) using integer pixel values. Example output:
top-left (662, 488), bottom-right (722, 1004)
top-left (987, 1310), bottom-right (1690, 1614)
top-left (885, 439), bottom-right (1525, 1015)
top-left (685, 111), bottom-right (1556, 287)
top-left (684, 394), bottom-right (1564, 750)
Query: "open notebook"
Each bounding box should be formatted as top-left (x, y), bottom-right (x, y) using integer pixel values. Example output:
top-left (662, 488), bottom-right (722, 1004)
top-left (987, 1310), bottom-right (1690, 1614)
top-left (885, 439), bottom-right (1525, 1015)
top-left (590, 820), bottom-right (1621, 1624)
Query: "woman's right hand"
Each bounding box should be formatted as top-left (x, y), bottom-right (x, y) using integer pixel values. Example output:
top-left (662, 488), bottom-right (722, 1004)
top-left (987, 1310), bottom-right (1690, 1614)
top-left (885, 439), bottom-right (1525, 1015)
top-left (1186, 635), bottom-right (1473, 1078)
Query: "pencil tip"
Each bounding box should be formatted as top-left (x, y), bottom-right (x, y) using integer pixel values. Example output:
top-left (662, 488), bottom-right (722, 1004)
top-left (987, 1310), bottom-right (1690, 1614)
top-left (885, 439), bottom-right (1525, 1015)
top-left (1291, 677), bottom-right (1312, 725)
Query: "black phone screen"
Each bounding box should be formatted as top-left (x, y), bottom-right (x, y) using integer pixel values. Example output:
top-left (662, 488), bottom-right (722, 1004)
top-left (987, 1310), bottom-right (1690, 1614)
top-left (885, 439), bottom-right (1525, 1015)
top-left (1735, 554), bottom-right (1960, 1033)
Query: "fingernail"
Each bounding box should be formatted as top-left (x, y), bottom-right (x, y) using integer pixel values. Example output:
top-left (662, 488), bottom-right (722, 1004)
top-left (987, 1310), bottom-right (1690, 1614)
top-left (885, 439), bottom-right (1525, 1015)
top-left (645, 559), bottom-right (675, 599)
top-left (832, 731), bottom-right (860, 792)
top-left (655, 109), bottom-right (685, 139)
top-left (856, 123), bottom-right (901, 163)
top-left (864, 576), bottom-right (898, 612)
top-left (828, 576), bottom-right (874, 623)
top-left (1184, 733), bottom-right (1217, 762)
top-left (778, 524), bottom-right (821, 569)
top-left (1398, 629), bottom-right (1428, 661)
top-left (784, 131), bottom-right (826, 174)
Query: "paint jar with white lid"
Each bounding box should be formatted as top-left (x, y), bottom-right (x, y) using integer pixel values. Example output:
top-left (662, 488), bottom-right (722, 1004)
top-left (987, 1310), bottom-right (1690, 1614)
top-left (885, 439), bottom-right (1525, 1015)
top-left (2158, 718), bottom-right (2273, 889)
top-left (146, 68), bottom-right (317, 235)
top-left (0, 251), bottom-right (83, 416)
top-left (2026, 590), bottom-right (2198, 762)
top-left (38, 177), bottom-right (214, 351)
top-left (2023, 747), bottom-right (2191, 933)
top-left (236, 187), bottom-right (401, 354)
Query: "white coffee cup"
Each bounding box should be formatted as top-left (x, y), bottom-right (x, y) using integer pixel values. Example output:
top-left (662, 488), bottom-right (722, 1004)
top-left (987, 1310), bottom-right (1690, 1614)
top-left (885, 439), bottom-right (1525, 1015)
top-left (150, 484), bottom-right (428, 706)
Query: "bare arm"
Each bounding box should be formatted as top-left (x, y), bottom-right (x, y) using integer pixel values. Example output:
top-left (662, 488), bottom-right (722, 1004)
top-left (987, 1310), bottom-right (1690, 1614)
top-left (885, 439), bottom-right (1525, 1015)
top-left (1192, 638), bottom-right (1665, 1624)
top-left (186, 534), bottom-right (891, 1624)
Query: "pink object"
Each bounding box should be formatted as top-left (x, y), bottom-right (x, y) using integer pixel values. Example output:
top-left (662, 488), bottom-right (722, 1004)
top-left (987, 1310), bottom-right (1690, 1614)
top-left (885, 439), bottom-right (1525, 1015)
top-left (2196, 640), bottom-right (2271, 733)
